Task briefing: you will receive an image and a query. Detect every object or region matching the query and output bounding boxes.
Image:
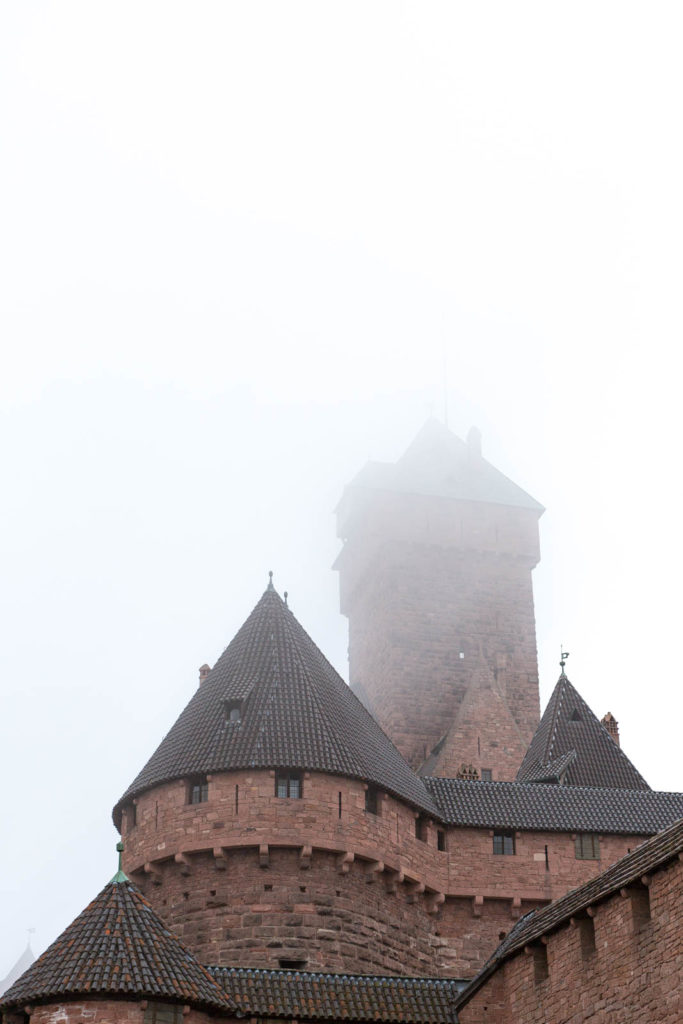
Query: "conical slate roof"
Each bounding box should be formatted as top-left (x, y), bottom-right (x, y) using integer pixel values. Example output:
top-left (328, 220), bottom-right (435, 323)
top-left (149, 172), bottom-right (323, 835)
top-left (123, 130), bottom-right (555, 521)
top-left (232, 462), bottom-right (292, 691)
top-left (114, 584), bottom-right (438, 822)
top-left (0, 877), bottom-right (231, 1012)
top-left (516, 673), bottom-right (649, 790)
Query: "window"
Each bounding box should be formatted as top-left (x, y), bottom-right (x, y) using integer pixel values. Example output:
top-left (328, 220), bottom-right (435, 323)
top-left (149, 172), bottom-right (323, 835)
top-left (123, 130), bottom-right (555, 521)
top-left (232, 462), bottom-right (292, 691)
top-left (481, 769), bottom-right (492, 782)
top-left (531, 943), bottom-right (548, 984)
top-left (126, 802), bottom-right (137, 829)
top-left (493, 831), bottom-right (515, 855)
top-left (224, 700), bottom-right (242, 723)
top-left (275, 771), bottom-right (302, 798)
top-left (365, 786), bottom-right (379, 815)
top-left (188, 776), bottom-right (208, 804)
top-left (575, 834), bottom-right (600, 860)
top-left (437, 829), bottom-right (446, 852)
top-left (415, 815), bottom-right (428, 841)
top-left (278, 958), bottom-right (308, 970)
top-left (144, 1004), bottom-right (183, 1024)
top-left (578, 916), bottom-right (596, 957)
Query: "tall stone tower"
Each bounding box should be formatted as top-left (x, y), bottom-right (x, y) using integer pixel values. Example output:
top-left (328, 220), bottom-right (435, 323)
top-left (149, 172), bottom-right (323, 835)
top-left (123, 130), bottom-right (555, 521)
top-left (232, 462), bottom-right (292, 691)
top-left (335, 419), bottom-right (543, 780)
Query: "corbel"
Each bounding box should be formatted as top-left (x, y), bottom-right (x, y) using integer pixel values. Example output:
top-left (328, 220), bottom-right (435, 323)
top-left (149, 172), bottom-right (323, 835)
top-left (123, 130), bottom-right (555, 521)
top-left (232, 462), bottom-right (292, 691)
top-left (213, 847), bottom-right (227, 870)
top-left (406, 880), bottom-right (425, 904)
top-left (336, 851), bottom-right (354, 874)
top-left (640, 874), bottom-right (652, 887)
top-left (472, 895), bottom-right (484, 917)
top-left (182, 1007), bottom-right (191, 1017)
top-left (300, 845), bottom-right (312, 869)
top-left (365, 860), bottom-right (384, 883)
top-left (510, 896), bottom-right (522, 919)
top-left (426, 892), bottom-right (445, 915)
top-left (143, 862), bottom-right (162, 886)
top-left (385, 869), bottom-right (405, 894)
top-left (174, 852), bottom-right (192, 876)
top-left (259, 844), bottom-right (270, 868)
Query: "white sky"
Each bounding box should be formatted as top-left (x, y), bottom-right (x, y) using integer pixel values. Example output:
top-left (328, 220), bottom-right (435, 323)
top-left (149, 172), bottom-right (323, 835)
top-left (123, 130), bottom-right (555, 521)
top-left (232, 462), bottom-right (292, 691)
top-left (2, 1), bottom-right (683, 973)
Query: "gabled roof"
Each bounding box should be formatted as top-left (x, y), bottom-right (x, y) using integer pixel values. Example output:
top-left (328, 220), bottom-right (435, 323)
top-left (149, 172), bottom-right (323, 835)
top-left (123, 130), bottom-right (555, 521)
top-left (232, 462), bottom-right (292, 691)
top-left (454, 815), bottom-right (683, 1011)
top-left (114, 585), bottom-right (438, 823)
top-left (342, 418), bottom-right (543, 512)
top-left (0, 877), bottom-right (231, 1012)
top-left (516, 673), bottom-right (650, 790)
top-left (209, 967), bottom-right (465, 1023)
top-left (423, 777), bottom-right (683, 834)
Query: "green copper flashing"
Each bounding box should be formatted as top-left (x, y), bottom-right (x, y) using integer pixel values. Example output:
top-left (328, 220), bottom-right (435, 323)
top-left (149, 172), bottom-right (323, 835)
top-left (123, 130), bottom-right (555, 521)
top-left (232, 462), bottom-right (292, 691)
top-left (110, 840), bottom-right (129, 883)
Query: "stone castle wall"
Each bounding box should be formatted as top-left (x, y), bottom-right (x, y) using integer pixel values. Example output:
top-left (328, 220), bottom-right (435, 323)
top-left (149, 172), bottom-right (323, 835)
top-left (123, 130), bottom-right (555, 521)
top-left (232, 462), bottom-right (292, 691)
top-left (336, 491), bottom-right (541, 775)
top-left (121, 769), bottom-right (643, 977)
top-left (458, 851), bottom-right (682, 1022)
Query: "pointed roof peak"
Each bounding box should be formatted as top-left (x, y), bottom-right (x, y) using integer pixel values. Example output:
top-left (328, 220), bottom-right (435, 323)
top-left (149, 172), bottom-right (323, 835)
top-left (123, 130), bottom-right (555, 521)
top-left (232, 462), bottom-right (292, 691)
top-left (0, 877), bottom-right (231, 1012)
top-left (109, 840), bottom-right (129, 884)
top-left (517, 672), bottom-right (649, 790)
top-left (114, 586), bottom-right (437, 823)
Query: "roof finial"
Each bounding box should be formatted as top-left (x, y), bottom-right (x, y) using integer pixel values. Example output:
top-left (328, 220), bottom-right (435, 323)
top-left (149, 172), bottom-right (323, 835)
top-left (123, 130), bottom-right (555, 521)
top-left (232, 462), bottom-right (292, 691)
top-left (110, 840), bottom-right (129, 884)
top-left (284, 591), bottom-right (288, 606)
top-left (267, 570), bottom-right (274, 591)
top-left (560, 647), bottom-right (570, 676)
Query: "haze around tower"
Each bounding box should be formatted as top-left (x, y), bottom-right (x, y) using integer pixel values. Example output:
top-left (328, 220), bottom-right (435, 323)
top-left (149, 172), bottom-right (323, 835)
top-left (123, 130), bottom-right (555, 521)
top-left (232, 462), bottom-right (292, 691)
top-left (2, 0), bottom-right (683, 977)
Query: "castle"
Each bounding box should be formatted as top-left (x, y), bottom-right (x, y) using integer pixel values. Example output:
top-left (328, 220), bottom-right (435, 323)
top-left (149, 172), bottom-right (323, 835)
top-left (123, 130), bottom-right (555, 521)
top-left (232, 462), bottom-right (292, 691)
top-left (2, 419), bottom-right (681, 1023)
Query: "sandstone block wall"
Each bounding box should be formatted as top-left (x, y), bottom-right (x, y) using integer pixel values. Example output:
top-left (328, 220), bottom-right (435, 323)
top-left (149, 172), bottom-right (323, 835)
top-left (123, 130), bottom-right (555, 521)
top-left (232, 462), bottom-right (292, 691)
top-left (16, 1003), bottom-right (211, 1024)
top-left (120, 769), bottom-right (643, 978)
top-left (337, 490), bottom-right (541, 775)
top-left (459, 852), bottom-right (682, 1022)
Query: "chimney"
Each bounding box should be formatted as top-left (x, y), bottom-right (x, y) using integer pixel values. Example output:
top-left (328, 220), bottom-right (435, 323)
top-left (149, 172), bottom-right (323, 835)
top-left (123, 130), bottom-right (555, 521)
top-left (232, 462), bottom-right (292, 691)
top-left (601, 712), bottom-right (620, 746)
top-left (199, 663), bottom-right (211, 686)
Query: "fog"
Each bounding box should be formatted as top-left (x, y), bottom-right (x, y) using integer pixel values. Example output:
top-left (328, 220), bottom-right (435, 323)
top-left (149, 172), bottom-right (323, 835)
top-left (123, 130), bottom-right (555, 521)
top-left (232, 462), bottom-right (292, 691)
top-left (2, 2), bottom-right (683, 974)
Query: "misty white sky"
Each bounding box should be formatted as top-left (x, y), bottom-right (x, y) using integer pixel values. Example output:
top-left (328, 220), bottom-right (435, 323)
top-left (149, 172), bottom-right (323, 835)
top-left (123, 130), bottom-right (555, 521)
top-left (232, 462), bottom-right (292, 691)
top-left (2, 2), bottom-right (683, 973)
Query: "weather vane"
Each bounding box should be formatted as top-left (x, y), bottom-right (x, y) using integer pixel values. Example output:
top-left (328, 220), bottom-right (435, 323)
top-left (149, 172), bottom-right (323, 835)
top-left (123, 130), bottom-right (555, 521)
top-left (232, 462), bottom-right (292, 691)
top-left (560, 647), bottom-right (570, 673)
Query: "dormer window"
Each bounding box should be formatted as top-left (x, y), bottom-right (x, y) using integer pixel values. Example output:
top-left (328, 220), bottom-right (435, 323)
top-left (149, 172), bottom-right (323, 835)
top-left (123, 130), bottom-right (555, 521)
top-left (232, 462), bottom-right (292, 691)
top-left (224, 699), bottom-right (243, 723)
top-left (188, 775), bottom-right (209, 804)
top-left (275, 771), bottom-right (302, 799)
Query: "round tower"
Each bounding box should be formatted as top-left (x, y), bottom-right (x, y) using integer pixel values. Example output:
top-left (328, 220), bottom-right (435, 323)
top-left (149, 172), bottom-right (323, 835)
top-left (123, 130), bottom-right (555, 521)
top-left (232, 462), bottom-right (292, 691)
top-left (113, 582), bottom-right (450, 974)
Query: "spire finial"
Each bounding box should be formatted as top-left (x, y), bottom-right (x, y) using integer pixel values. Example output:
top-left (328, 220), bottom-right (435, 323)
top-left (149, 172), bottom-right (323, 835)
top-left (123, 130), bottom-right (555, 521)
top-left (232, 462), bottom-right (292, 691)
top-left (560, 648), bottom-right (570, 676)
top-left (110, 840), bottom-right (129, 883)
top-left (284, 591), bottom-right (288, 606)
top-left (267, 570), bottom-right (274, 591)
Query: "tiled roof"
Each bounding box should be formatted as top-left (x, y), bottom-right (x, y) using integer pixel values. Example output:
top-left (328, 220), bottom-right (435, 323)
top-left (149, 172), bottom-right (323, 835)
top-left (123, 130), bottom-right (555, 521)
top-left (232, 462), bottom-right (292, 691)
top-left (114, 585), bottom-right (438, 823)
top-left (516, 673), bottom-right (650, 790)
top-left (209, 967), bottom-right (464, 1023)
top-left (522, 749), bottom-right (577, 784)
top-left (454, 815), bottom-right (683, 1011)
top-left (0, 878), bottom-right (231, 1012)
top-left (341, 418), bottom-right (543, 511)
top-left (424, 777), bottom-right (683, 835)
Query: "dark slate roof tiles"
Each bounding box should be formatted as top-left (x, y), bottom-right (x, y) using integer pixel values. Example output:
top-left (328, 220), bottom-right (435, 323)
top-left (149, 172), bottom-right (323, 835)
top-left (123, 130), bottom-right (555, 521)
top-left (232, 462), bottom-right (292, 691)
top-left (454, 816), bottom-right (683, 1011)
top-left (424, 777), bottom-right (683, 835)
top-left (114, 587), bottom-right (438, 823)
top-left (0, 879), bottom-right (231, 1012)
top-left (517, 673), bottom-right (649, 790)
top-left (209, 967), bottom-right (464, 1023)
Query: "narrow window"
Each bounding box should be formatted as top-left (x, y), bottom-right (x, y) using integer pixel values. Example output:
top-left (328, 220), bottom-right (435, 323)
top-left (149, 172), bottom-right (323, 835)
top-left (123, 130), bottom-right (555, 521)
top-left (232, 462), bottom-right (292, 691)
top-left (629, 884), bottom-right (651, 931)
top-left (126, 802), bottom-right (137, 829)
top-left (578, 916), bottom-right (596, 957)
top-left (575, 834), bottom-right (600, 860)
top-left (235, 784), bottom-right (239, 815)
top-left (338, 791), bottom-right (342, 818)
top-left (493, 831), bottom-right (515, 855)
top-left (278, 958), bottom-right (308, 970)
top-left (275, 771), bottom-right (302, 798)
top-left (365, 786), bottom-right (379, 815)
top-left (531, 943), bottom-right (548, 984)
top-left (481, 769), bottom-right (492, 782)
top-left (437, 829), bottom-right (446, 852)
top-left (188, 776), bottom-right (209, 804)
top-left (415, 815), bottom-right (428, 841)
top-left (144, 1004), bottom-right (183, 1024)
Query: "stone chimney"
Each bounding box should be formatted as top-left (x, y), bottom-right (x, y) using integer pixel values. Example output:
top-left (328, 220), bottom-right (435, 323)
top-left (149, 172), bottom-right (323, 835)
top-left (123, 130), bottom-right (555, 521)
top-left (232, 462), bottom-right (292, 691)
top-left (601, 711), bottom-right (620, 746)
top-left (199, 663), bottom-right (211, 686)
